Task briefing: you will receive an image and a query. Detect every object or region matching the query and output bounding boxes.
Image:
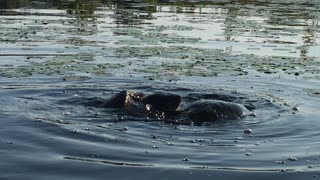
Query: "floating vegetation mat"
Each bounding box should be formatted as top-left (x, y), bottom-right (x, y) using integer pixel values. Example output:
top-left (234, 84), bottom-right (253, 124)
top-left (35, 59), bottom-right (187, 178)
top-left (0, 0), bottom-right (319, 81)
top-left (1, 45), bottom-right (319, 81)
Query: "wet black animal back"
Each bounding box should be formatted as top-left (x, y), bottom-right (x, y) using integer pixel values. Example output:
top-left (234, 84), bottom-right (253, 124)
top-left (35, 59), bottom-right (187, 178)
top-left (99, 90), bottom-right (127, 108)
top-left (185, 99), bottom-right (249, 122)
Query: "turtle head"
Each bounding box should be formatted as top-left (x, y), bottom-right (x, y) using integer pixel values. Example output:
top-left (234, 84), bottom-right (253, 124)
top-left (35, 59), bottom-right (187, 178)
top-left (142, 92), bottom-right (181, 112)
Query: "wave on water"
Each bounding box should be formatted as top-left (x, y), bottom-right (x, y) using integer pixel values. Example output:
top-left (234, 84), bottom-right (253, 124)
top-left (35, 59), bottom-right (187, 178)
top-left (2, 77), bottom-right (318, 175)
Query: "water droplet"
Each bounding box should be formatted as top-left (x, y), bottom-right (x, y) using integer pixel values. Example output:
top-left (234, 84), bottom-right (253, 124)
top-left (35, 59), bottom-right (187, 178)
top-left (244, 128), bottom-right (253, 134)
top-left (120, 127), bottom-right (129, 131)
top-left (288, 157), bottom-right (298, 161)
top-left (92, 112), bottom-right (100, 116)
top-left (283, 102), bottom-right (290, 106)
top-left (292, 106), bottom-right (299, 111)
top-left (62, 112), bottom-right (71, 115)
top-left (275, 161), bottom-right (286, 164)
top-left (196, 139), bottom-right (205, 142)
top-left (182, 158), bottom-right (190, 161)
top-left (249, 113), bottom-right (256, 117)
top-left (151, 135), bottom-right (158, 139)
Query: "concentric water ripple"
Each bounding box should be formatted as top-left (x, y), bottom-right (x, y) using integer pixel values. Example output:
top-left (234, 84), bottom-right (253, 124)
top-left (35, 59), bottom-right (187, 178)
top-left (1, 76), bottom-right (319, 174)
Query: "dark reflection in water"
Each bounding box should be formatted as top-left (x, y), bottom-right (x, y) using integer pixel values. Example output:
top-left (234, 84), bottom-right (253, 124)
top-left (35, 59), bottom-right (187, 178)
top-left (0, 0), bottom-right (28, 9)
top-left (112, 1), bottom-right (155, 25)
top-left (0, 0), bottom-right (100, 14)
top-left (0, 0), bottom-right (318, 59)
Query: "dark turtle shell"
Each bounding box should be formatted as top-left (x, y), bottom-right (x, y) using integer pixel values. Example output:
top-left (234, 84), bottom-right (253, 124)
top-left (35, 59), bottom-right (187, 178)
top-left (99, 90), bottom-right (253, 124)
top-left (99, 90), bottom-right (180, 119)
top-left (184, 99), bottom-right (250, 123)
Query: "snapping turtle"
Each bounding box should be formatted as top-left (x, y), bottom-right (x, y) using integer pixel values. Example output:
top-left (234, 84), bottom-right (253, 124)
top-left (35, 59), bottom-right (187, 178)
top-left (99, 90), bottom-right (253, 124)
top-left (184, 99), bottom-right (251, 123)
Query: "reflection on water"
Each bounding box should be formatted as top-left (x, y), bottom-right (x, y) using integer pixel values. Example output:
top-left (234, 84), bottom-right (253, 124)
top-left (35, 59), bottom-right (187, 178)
top-left (0, 0), bottom-right (318, 80)
top-left (0, 0), bottom-right (28, 9)
top-left (0, 0), bottom-right (319, 59)
top-left (1, 0), bottom-right (320, 179)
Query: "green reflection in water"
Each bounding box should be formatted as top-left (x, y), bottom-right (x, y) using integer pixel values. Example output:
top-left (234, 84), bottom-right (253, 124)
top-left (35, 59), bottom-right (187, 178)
top-left (0, 0), bottom-right (99, 14)
top-left (0, 0), bottom-right (319, 79)
top-left (0, 0), bottom-right (29, 9)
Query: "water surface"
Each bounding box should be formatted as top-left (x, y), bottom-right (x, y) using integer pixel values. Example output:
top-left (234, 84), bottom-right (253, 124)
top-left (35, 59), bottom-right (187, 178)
top-left (1, 0), bottom-right (320, 179)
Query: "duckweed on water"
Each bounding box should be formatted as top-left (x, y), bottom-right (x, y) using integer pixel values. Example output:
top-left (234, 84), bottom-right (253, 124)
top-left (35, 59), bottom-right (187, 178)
top-left (0, 56), bottom-right (123, 78)
top-left (61, 75), bottom-right (91, 81)
top-left (1, 44), bottom-right (319, 80)
top-left (0, 1), bottom-right (319, 81)
top-left (115, 46), bottom-right (223, 59)
top-left (114, 45), bottom-right (320, 79)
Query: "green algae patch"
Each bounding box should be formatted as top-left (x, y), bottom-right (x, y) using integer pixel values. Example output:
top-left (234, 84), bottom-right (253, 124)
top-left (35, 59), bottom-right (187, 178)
top-left (61, 75), bottom-right (91, 81)
top-left (0, 56), bottom-right (124, 78)
top-left (1, 45), bottom-right (318, 81)
top-left (113, 46), bottom-right (254, 80)
top-left (114, 45), bottom-right (320, 80)
top-left (115, 46), bottom-right (222, 59)
top-left (1, 1), bottom-right (320, 82)
top-left (0, 56), bottom-right (75, 78)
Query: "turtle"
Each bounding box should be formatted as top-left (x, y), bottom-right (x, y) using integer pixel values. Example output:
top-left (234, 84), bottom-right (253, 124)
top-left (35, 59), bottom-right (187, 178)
top-left (98, 90), bottom-right (253, 124)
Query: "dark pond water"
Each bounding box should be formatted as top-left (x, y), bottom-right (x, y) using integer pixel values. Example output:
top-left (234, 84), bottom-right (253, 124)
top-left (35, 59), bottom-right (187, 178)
top-left (1, 0), bottom-right (320, 179)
